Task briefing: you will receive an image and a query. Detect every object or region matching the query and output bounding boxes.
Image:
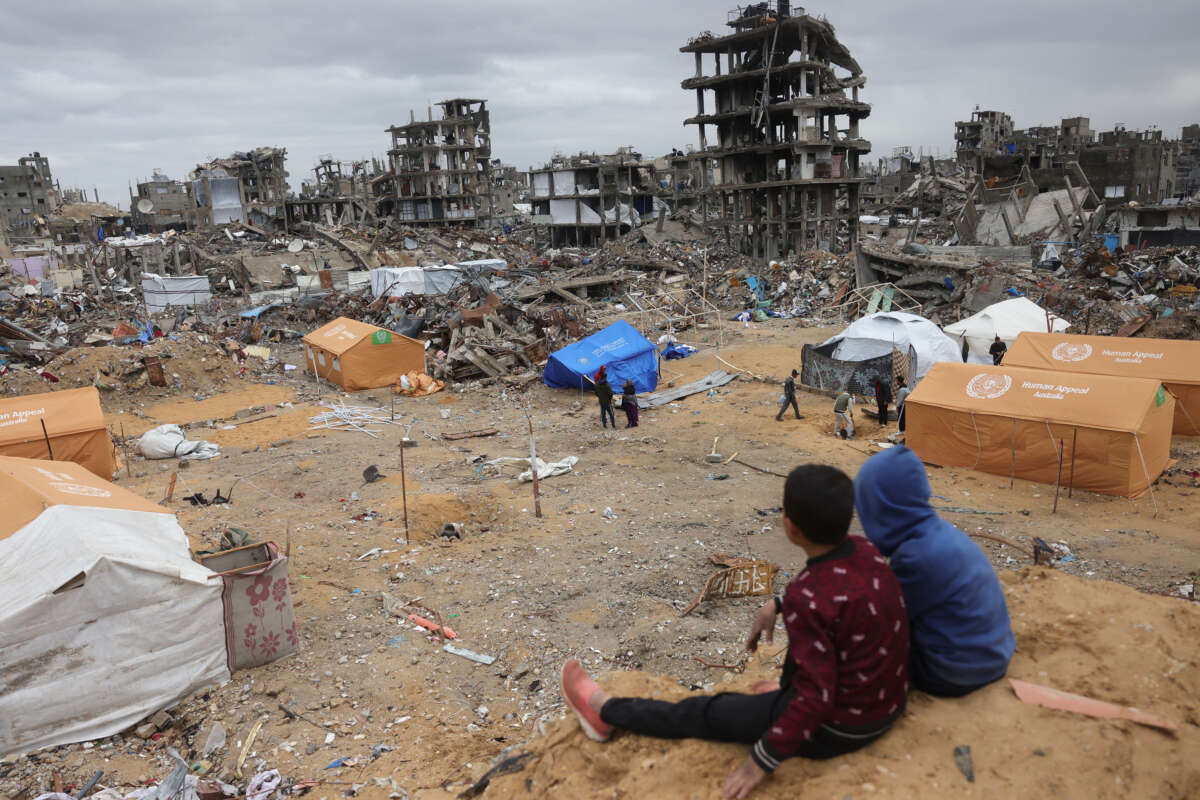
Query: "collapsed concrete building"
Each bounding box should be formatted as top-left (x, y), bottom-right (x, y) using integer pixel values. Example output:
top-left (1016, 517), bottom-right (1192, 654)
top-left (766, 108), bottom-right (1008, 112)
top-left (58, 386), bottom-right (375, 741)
top-left (954, 110), bottom-right (1014, 165)
top-left (130, 171), bottom-right (190, 232)
top-left (0, 153), bottom-right (54, 237)
top-left (189, 147), bottom-right (289, 229)
top-left (528, 148), bottom-right (661, 247)
top-left (957, 112), bottom-right (1179, 205)
top-left (387, 99), bottom-right (493, 227)
top-left (289, 157), bottom-right (383, 227)
top-left (680, 2), bottom-right (871, 258)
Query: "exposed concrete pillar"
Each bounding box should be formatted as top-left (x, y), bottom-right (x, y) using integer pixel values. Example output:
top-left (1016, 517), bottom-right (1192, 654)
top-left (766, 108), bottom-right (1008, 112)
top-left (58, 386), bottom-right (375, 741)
top-left (998, 205), bottom-right (1016, 245)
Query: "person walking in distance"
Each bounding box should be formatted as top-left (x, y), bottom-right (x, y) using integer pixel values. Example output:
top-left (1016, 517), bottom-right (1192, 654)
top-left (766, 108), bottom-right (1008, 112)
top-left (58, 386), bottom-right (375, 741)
top-left (833, 388), bottom-right (855, 439)
top-left (895, 377), bottom-right (910, 434)
top-left (874, 378), bottom-right (893, 429)
top-left (776, 369), bottom-right (802, 422)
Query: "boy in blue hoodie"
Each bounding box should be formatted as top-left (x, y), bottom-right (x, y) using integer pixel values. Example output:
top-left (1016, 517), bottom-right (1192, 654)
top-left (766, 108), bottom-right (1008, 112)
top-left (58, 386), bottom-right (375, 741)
top-left (853, 446), bottom-right (1015, 696)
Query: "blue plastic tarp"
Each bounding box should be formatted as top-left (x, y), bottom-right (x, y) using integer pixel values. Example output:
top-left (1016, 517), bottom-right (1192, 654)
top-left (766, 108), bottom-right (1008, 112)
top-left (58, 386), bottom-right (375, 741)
top-left (543, 320), bottom-right (658, 393)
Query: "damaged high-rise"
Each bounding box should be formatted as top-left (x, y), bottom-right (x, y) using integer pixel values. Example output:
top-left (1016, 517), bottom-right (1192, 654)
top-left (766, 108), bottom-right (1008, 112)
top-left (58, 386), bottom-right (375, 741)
top-left (387, 99), bottom-right (493, 227)
top-left (189, 147), bottom-right (289, 229)
top-left (681, 2), bottom-right (870, 257)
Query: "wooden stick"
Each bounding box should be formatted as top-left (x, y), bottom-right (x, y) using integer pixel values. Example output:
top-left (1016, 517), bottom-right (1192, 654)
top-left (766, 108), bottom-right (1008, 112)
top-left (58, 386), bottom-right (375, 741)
top-left (399, 440), bottom-right (409, 545)
top-left (526, 401), bottom-right (542, 519)
top-left (731, 458), bottom-right (787, 478)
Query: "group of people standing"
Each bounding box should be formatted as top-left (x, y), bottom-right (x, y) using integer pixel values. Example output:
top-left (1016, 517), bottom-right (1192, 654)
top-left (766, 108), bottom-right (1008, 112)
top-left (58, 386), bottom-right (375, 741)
top-left (590, 365), bottom-right (639, 429)
top-left (777, 370), bottom-right (910, 439)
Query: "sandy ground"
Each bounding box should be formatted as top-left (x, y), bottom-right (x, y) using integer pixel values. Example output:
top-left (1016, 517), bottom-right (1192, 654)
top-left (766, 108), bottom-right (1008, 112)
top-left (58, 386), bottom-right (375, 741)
top-left (2, 319), bottom-right (1199, 800)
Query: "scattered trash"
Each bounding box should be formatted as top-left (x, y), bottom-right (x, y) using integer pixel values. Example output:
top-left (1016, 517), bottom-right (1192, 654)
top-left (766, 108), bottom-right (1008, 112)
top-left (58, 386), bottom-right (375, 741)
top-left (361, 465), bottom-right (385, 484)
top-left (444, 644), bottom-right (496, 665)
top-left (953, 745), bottom-right (975, 782)
top-left (1009, 678), bottom-right (1178, 732)
top-left (439, 522), bottom-right (464, 540)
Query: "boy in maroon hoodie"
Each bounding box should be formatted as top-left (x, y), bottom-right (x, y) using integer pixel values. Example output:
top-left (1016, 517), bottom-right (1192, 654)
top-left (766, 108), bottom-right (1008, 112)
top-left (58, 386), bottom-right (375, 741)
top-left (561, 464), bottom-right (909, 799)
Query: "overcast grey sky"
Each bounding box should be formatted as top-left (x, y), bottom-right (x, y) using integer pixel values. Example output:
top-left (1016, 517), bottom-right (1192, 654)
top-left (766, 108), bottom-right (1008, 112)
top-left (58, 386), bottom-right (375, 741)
top-left (3, 0), bottom-right (1197, 210)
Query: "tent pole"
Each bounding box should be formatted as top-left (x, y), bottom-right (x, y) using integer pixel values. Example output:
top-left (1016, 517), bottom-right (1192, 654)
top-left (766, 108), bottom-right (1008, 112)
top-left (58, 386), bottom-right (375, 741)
top-left (1009, 419), bottom-right (1016, 489)
top-left (399, 439), bottom-right (409, 544)
top-left (1052, 439), bottom-right (1064, 513)
top-left (1068, 427), bottom-right (1078, 498)
top-left (40, 419), bottom-right (54, 460)
top-left (1133, 434), bottom-right (1159, 518)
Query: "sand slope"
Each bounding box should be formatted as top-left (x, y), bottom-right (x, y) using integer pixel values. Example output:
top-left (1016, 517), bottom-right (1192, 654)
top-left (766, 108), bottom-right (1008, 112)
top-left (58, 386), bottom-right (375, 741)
top-left (480, 568), bottom-right (1200, 799)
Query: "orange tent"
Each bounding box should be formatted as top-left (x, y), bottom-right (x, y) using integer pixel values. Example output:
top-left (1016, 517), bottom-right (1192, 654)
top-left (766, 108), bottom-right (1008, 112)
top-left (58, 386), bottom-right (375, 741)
top-left (302, 317), bottom-right (425, 391)
top-left (0, 387), bottom-right (116, 478)
top-left (1004, 332), bottom-right (1200, 436)
top-left (0, 455), bottom-right (166, 541)
top-left (905, 362), bottom-right (1173, 498)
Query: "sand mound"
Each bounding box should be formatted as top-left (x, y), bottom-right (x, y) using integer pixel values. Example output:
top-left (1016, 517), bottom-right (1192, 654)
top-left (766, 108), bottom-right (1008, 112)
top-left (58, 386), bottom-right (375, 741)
top-left (479, 568), bottom-right (1200, 799)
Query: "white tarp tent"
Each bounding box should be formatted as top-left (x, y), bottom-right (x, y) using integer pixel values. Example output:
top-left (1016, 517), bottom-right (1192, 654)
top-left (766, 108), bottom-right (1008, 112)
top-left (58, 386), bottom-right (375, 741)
top-left (141, 273), bottom-right (213, 312)
top-left (944, 297), bottom-right (1070, 364)
top-left (0, 456), bottom-right (228, 756)
top-left (820, 311), bottom-right (962, 379)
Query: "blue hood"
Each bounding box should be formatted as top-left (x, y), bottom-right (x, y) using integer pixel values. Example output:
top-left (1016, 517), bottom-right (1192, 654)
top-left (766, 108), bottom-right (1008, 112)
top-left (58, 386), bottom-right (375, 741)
top-left (855, 446), bottom-right (1015, 686)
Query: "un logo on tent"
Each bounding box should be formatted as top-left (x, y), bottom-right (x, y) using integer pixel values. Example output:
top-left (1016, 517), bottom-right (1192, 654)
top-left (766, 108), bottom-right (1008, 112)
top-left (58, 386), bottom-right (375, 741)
top-left (1051, 342), bottom-right (1093, 362)
top-left (966, 373), bottom-right (1012, 400)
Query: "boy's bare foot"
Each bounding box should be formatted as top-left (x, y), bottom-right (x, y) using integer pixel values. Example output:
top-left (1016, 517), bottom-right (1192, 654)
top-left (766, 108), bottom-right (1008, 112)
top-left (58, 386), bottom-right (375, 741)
top-left (561, 659), bottom-right (613, 742)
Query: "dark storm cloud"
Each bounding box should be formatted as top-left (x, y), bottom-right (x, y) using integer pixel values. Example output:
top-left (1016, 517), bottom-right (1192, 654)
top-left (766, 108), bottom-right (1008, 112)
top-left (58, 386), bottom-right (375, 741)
top-left (2, 0), bottom-right (1196, 208)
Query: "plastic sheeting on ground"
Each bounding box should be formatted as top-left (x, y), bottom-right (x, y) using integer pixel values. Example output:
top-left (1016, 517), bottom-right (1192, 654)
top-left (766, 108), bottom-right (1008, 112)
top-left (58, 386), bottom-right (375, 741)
top-left (820, 311), bottom-right (961, 379)
top-left (943, 298), bottom-right (1069, 364)
top-left (137, 424), bottom-right (220, 460)
top-left (141, 273), bottom-right (212, 313)
top-left (543, 320), bottom-right (658, 394)
top-left (480, 455), bottom-right (579, 483)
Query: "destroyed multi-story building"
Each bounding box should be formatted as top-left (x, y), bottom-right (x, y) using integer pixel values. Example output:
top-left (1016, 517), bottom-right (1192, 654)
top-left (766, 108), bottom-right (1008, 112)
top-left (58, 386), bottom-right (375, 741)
top-left (1177, 124), bottom-right (1200, 199)
top-left (489, 161), bottom-right (525, 223)
top-left (0, 153), bottom-right (54, 236)
top-left (130, 171), bottom-right (191, 231)
top-left (189, 147), bottom-right (289, 228)
top-left (958, 111), bottom-right (1179, 205)
top-left (289, 156), bottom-right (383, 226)
top-left (529, 148), bottom-right (663, 247)
top-left (1114, 200), bottom-right (1200, 248)
top-left (387, 99), bottom-right (493, 227)
top-left (680, 2), bottom-right (871, 257)
top-left (954, 111), bottom-right (1014, 165)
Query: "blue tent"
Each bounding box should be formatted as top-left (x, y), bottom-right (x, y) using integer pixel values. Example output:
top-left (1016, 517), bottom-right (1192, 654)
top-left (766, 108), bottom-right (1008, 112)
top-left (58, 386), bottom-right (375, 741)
top-left (543, 320), bottom-right (658, 393)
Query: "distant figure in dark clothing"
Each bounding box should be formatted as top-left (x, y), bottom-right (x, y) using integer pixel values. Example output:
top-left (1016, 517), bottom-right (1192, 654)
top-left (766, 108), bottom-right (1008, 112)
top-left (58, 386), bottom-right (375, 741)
top-left (622, 379), bottom-right (639, 428)
top-left (776, 369), bottom-right (802, 421)
top-left (989, 336), bottom-right (1007, 365)
top-left (895, 377), bottom-right (910, 433)
top-left (594, 368), bottom-right (616, 428)
top-left (875, 378), bottom-right (893, 428)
